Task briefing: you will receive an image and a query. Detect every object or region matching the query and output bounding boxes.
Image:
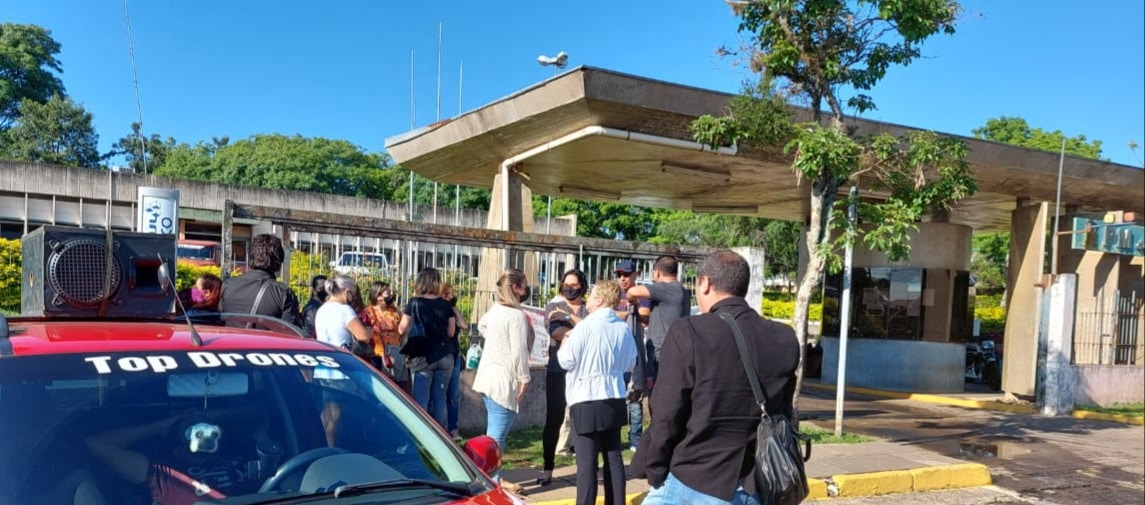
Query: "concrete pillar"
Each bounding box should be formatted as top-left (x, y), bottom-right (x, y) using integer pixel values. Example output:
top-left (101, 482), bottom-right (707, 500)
top-left (221, 200), bottom-right (234, 280)
top-left (476, 170), bottom-right (536, 318)
top-left (1003, 202), bottom-right (1048, 398)
top-left (733, 246), bottom-right (766, 314)
top-left (1039, 274), bottom-right (1077, 416)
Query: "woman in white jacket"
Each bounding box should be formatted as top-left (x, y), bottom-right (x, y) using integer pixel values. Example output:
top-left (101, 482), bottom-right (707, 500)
top-left (558, 279), bottom-right (637, 505)
top-left (472, 269), bottom-right (532, 487)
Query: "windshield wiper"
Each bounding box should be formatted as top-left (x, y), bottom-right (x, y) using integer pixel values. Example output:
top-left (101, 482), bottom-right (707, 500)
top-left (333, 478), bottom-right (480, 498)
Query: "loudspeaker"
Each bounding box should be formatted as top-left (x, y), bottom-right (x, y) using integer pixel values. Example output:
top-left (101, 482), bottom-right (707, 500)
top-left (22, 226), bottom-right (177, 317)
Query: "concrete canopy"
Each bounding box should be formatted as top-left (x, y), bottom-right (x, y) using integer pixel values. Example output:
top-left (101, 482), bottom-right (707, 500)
top-left (385, 67), bottom-right (1144, 231)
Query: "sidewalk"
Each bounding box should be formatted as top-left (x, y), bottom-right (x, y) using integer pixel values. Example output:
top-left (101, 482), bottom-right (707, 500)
top-left (506, 436), bottom-right (989, 503)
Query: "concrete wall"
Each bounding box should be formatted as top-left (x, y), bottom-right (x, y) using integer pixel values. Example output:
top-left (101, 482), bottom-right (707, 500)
top-left (1074, 365), bottom-right (1145, 407)
top-left (820, 337), bottom-right (965, 393)
top-left (852, 222), bottom-right (972, 271)
top-left (457, 368), bottom-right (550, 435)
top-left (0, 162), bottom-right (577, 236)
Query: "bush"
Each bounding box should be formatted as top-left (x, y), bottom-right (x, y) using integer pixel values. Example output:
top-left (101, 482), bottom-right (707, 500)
top-left (0, 239), bottom-right (20, 314)
top-left (175, 263), bottom-right (223, 291)
top-left (976, 294), bottom-right (1004, 308)
top-left (976, 306), bottom-right (1006, 333)
top-left (761, 298), bottom-right (822, 322)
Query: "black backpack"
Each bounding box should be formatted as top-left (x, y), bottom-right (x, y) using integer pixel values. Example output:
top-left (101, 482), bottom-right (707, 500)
top-left (718, 312), bottom-right (811, 505)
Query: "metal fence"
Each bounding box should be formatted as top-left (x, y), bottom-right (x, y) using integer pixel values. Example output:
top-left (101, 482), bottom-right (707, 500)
top-left (1073, 291), bottom-right (1144, 366)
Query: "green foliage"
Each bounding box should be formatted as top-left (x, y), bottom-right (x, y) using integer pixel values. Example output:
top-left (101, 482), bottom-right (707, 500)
top-left (155, 134), bottom-right (399, 200)
top-left (975, 305), bottom-right (1006, 333)
top-left (1074, 403), bottom-right (1145, 417)
top-left (286, 250), bottom-right (333, 303)
top-left (533, 197), bottom-right (660, 240)
top-left (975, 294), bottom-right (1003, 308)
top-left (800, 424), bottom-right (873, 444)
top-left (106, 122), bottom-right (177, 174)
top-left (2, 94), bottom-right (100, 167)
top-left (972, 116), bottom-right (1103, 160)
top-left (737, 0), bottom-right (958, 119)
top-left (972, 232), bottom-right (1009, 294)
top-left (175, 263), bottom-right (222, 291)
top-left (690, 115), bottom-right (742, 150)
top-left (762, 298), bottom-right (822, 321)
top-left (0, 23), bottom-right (65, 130)
top-left (0, 238), bottom-right (21, 313)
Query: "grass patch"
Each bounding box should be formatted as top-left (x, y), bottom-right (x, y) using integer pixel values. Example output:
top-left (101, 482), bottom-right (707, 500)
top-left (800, 424), bottom-right (873, 444)
top-left (1075, 403), bottom-right (1145, 417)
top-left (498, 426), bottom-right (636, 470)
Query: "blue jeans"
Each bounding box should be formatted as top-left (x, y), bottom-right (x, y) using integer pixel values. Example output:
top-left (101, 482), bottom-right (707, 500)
top-left (643, 474), bottom-right (759, 505)
top-left (412, 354), bottom-right (453, 428)
top-left (624, 371), bottom-right (643, 448)
top-left (447, 354), bottom-right (462, 432)
top-left (628, 399), bottom-right (643, 448)
top-left (482, 395), bottom-right (518, 454)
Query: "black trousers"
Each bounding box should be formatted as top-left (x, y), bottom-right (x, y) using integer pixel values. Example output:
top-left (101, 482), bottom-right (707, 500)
top-left (542, 372), bottom-right (566, 471)
top-left (572, 427), bottom-right (625, 505)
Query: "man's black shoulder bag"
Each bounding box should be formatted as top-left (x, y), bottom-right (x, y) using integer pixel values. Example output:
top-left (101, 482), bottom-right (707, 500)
top-left (718, 311), bottom-right (811, 505)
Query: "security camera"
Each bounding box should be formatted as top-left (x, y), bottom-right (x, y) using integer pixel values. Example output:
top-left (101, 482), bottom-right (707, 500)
top-left (538, 51), bottom-right (569, 69)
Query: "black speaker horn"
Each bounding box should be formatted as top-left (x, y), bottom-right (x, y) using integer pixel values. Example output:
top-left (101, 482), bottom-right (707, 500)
top-left (22, 226), bottom-right (176, 318)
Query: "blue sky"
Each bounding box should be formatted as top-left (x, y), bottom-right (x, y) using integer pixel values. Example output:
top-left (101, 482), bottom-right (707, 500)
top-left (5, 0), bottom-right (1144, 167)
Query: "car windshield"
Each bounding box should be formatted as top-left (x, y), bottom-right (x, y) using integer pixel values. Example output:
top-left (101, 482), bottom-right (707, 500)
top-left (177, 244), bottom-right (216, 261)
top-left (0, 350), bottom-right (488, 505)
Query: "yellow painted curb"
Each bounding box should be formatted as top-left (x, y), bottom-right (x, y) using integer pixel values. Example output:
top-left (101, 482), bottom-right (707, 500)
top-left (807, 478), bottom-right (830, 500)
top-left (1072, 410), bottom-right (1145, 425)
top-left (910, 463), bottom-right (992, 492)
top-left (806, 382), bottom-right (1035, 414)
top-left (833, 470), bottom-right (914, 497)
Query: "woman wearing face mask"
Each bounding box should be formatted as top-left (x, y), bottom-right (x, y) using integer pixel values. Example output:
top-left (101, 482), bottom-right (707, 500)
top-left (537, 268), bottom-right (589, 486)
top-left (472, 269), bottom-right (532, 491)
top-left (315, 275), bottom-right (375, 446)
top-left (363, 281), bottom-right (410, 394)
top-left (177, 274), bottom-right (222, 321)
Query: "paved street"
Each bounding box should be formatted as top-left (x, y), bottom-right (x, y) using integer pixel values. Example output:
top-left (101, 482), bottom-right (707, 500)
top-left (800, 387), bottom-right (1145, 505)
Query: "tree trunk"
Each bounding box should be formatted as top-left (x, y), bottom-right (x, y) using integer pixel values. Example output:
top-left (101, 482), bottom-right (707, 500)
top-left (791, 174), bottom-right (839, 421)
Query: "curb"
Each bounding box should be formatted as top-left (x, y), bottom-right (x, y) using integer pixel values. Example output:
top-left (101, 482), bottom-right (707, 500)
top-left (1071, 410), bottom-right (1145, 426)
top-left (804, 382), bottom-right (1035, 415)
top-left (528, 464), bottom-right (990, 503)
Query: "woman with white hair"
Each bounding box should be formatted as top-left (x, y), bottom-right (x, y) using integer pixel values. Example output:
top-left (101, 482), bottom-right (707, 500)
top-left (314, 275), bottom-right (373, 446)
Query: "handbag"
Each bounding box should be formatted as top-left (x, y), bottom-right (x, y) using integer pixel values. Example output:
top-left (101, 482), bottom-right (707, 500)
top-left (400, 299), bottom-right (426, 356)
top-left (718, 311), bottom-right (811, 505)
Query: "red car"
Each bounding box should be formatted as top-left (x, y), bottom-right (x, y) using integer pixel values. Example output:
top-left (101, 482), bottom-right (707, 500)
top-left (0, 314), bottom-right (519, 505)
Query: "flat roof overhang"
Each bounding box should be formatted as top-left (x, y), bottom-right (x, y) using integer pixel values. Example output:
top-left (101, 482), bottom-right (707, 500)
top-left (386, 67), bottom-right (1144, 231)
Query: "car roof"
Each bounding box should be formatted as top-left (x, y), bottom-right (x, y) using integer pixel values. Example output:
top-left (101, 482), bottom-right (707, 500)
top-left (2, 319), bottom-right (333, 357)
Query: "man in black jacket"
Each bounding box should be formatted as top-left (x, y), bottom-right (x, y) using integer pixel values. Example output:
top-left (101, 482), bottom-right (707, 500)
top-left (219, 234), bottom-right (300, 328)
top-left (638, 250), bottom-right (799, 505)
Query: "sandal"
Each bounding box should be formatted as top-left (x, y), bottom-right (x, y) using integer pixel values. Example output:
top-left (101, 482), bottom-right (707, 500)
top-left (501, 481), bottom-right (524, 494)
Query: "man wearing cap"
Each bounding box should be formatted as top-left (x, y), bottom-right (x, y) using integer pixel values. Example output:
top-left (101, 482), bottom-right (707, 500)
top-left (614, 260), bottom-right (652, 452)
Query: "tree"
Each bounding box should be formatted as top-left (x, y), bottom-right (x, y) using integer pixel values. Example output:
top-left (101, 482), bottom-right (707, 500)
top-left (971, 232), bottom-right (1008, 295)
top-left (156, 134), bottom-right (397, 199)
top-left (532, 198), bottom-right (660, 240)
top-left (693, 0), bottom-right (975, 413)
top-left (0, 23), bottom-right (65, 130)
top-left (106, 122), bottom-right (177, 174)
top-left (3, 94), bottom-right (99, 167)
top-left (973, 116), bottom-right (1103, 159)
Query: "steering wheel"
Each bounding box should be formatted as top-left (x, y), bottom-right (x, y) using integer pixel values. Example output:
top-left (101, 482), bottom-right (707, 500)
top-left (259, 447), bottom-right (348, 493)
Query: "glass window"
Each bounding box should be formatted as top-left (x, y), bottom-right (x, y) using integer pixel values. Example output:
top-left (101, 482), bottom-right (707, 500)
top-left (823, 267), bottom-right (927, 340)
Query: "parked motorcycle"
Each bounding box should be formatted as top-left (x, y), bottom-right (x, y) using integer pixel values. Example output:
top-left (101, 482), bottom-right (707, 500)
top-left (965, 337), bottom-right (1001, 390)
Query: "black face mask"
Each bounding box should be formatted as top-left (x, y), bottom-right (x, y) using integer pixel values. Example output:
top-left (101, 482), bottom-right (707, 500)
top-left (561, 286), bottom-right (584, 300)
top-left (316, 290), bottom-right (328, 303)
top-left (449, 297), bottom-right (457, 307)
top-left (382, 295), bottom-right (395, 305)
top-left (519, 286), bottom-right (531, 302)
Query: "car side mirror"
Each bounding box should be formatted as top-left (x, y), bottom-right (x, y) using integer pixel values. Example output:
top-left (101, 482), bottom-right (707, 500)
top-left (157, 258), bottom-right (173, 291)
top-left (461, 435), bottom-right (501, 478)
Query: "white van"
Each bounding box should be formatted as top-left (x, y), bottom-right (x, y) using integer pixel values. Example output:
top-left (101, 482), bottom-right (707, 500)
top-left (330, 251), bottom-right (391, 276)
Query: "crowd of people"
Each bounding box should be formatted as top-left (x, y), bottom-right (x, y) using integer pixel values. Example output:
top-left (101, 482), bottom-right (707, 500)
top-left (176, 234), bottom-right (798, 505)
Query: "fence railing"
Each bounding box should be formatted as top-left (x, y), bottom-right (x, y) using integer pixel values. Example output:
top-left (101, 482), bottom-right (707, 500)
top-left (1073, 292), bottom-right (1144, 366)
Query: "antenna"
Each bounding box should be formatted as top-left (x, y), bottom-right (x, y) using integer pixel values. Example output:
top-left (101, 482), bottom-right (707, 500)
top-left (123, 0), bottom-right (148, 174)
top-left (408, 49), bottom-right (415, 222)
